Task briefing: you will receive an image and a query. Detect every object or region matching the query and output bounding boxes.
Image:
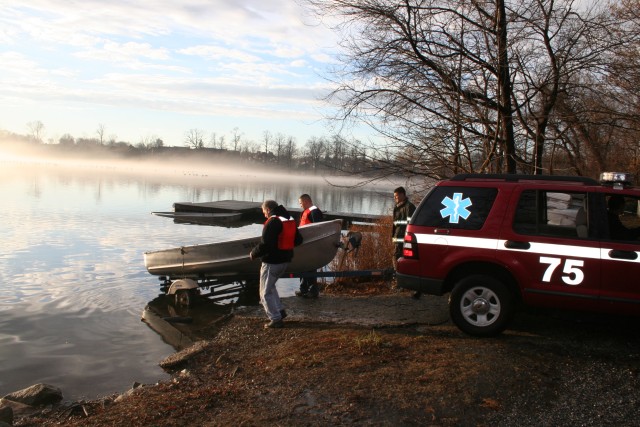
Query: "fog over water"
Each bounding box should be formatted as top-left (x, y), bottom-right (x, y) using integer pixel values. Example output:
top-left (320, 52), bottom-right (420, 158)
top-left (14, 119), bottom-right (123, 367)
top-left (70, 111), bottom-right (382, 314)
top-left (0, 149), bottom-right (400, 401)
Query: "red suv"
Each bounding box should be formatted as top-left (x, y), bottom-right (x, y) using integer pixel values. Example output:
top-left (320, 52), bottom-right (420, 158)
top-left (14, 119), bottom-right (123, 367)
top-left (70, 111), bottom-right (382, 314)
top-left (397, 173), bottom-right (640, 336)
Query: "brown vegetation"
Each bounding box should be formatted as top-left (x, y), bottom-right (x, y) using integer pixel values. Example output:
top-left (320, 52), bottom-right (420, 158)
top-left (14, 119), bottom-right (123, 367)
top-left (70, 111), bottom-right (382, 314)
top-left (16, 282), bottom-right (640, 426)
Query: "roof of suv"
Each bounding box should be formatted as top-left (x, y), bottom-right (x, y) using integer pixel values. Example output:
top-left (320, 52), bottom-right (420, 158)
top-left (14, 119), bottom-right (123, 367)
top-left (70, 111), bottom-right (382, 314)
top-left (450, 173), bottom-right (599, 186)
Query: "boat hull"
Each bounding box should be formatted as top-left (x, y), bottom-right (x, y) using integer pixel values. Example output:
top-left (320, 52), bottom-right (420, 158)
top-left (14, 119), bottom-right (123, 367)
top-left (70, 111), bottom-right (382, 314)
top-left (144, 219), bottom-right (343, 278)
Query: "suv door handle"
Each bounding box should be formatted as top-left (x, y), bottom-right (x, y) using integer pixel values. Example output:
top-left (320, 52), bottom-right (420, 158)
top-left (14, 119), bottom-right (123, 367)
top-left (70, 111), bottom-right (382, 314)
top-left (608, 250), bottom-right (638, 260)
top-left (504, 240), bottom-right (531, 250)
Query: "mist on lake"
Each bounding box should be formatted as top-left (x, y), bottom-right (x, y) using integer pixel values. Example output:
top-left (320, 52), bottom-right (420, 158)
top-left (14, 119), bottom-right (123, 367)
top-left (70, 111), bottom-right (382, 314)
top-left (0, 145), bottom-right (402, 401)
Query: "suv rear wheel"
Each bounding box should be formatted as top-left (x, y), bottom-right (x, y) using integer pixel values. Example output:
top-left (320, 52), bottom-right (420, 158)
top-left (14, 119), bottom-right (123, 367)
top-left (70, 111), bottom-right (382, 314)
top-left (449, 275), bottom-right (514, 337)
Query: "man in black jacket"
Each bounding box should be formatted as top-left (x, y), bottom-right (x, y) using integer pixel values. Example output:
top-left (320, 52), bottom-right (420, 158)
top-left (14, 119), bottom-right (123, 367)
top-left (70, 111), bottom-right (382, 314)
top-left (250, 200), bottom-right (303, 328)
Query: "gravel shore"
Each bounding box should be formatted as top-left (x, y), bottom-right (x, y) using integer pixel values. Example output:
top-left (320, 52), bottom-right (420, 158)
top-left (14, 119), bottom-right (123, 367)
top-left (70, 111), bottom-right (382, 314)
top-left (14, 289), bottom-right (640, 426)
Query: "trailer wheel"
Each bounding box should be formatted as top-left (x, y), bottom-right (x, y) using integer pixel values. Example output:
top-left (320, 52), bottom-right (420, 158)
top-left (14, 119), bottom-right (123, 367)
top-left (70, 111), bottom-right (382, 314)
top-left (236, 279), bottom-right (260, 305)
top-left (175, 289), bottom-right (197, 307)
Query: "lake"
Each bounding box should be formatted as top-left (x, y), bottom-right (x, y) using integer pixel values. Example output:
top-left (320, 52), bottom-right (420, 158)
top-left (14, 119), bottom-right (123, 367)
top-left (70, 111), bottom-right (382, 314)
top-left (0, 157), bottom-right (395, 401)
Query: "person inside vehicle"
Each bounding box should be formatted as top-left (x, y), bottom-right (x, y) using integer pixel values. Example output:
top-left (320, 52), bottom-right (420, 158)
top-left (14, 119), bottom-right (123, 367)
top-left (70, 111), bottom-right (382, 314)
top-left (607, 195), bottom-right (640, 241)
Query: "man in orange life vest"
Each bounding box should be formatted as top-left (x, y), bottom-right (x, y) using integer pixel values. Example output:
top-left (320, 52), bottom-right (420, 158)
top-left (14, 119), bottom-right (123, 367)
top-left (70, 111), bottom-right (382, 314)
top-left (295, 194), bottom-right (324, 298)
top-left (250, 200), bottom-right (303, 328)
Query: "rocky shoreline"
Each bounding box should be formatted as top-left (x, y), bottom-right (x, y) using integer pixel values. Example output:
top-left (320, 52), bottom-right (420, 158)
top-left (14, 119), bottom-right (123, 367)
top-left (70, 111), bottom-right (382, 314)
top-left (7, 290), bottom-right (640, 426)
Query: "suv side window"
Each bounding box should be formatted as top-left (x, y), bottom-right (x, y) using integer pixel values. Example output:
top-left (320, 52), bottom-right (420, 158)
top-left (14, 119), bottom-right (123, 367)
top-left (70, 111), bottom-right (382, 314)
top-left (605, 194), bottom-right (640, 243)
top-left (411, 186), bottom-right (498, 229)
top-left (513, 190), bottom-right (587, 238)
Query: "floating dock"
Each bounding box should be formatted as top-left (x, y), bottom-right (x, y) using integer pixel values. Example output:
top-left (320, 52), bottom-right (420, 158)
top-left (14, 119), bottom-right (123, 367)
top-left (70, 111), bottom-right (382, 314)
top-left (172, 200), bottom-right (383, 226)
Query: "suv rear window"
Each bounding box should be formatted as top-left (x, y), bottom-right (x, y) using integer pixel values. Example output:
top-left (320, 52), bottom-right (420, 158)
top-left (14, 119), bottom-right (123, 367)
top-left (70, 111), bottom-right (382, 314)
top-left (411, 186), bottom-right (498, 229)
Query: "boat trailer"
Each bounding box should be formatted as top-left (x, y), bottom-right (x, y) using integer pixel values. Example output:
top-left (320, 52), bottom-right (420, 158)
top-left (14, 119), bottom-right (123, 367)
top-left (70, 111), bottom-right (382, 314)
top-left (155, 231), bottom-right (395, 307)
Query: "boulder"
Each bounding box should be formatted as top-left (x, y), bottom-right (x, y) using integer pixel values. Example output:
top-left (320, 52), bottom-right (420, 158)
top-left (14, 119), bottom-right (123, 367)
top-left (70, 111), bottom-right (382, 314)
top-left (0, 398), bottom-right (34, 418)
top-left (3, 383), bottom-right (63, 406)
top-left (0, 405), bottom-right (12, 424)
top-left (159, 340), bottom-right (212, 370)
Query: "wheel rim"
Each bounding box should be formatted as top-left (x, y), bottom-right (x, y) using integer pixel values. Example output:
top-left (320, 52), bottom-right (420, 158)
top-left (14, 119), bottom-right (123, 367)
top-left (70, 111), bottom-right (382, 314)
top-left (175, 290), bottom-right (191, 306)
top-left (459, 286), bottom-right (501, 327)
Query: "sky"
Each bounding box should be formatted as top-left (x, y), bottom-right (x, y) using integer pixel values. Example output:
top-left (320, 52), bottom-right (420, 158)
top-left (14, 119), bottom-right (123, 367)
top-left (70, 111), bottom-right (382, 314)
top-left (0, 0), bottom-right (366, 148)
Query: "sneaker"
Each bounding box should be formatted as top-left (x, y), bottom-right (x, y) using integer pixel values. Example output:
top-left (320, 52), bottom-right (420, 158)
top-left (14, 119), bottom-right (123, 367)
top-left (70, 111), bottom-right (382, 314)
top-left (264, 319), bottom-right (284, 329)
top-left (280, 310), bottom-right (288, 320)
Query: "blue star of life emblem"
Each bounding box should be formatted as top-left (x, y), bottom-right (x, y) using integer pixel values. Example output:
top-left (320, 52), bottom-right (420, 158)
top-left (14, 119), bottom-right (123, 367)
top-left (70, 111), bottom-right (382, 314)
top-left (440, 193), bottom-right (472, 224)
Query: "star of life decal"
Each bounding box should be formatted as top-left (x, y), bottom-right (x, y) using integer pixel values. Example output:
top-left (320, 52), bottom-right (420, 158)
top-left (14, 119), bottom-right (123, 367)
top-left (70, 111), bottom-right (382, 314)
top-left (440, 193), bottom-right (472, 224)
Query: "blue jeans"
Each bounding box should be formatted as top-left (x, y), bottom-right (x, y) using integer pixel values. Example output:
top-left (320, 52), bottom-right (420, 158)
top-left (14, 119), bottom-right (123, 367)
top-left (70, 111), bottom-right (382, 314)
top-left (259, 262), bottom-right (288, 321)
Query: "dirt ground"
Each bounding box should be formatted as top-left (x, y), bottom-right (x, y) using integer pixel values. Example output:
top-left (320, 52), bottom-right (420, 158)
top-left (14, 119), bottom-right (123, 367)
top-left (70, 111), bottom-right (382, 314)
top-left (15, 281), bottom-right (640, 426)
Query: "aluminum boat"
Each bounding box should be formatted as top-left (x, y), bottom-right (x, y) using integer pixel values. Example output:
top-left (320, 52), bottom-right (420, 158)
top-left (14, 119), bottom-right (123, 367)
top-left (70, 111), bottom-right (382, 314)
top-left (144, 219), bottom-right (343, 279)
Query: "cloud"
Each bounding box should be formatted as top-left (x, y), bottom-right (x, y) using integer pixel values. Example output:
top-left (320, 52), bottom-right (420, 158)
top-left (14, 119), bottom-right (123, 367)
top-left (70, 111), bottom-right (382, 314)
top-left (178, 45), bottom-right (261, 64)
top-left (0, 1), bottom-right (350, 144)
top-left (74, 41), bottom-right (172, 71)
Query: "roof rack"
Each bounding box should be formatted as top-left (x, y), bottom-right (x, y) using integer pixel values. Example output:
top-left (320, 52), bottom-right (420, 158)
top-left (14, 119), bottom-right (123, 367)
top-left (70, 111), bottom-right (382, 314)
top-left (450, 173), bottom-right (598, 185)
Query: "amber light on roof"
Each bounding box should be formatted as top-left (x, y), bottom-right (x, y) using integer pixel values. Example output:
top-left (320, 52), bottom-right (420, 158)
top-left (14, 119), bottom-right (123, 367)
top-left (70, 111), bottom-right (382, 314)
top-left (600, 172), bottom-right (633, 189)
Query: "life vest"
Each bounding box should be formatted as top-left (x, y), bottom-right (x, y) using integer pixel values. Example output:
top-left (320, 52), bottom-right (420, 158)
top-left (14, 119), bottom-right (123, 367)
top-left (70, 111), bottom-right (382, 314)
top-left (267, 215), bottom-right (297, 250)
top-left (300, 206), bottom-right (319, 226)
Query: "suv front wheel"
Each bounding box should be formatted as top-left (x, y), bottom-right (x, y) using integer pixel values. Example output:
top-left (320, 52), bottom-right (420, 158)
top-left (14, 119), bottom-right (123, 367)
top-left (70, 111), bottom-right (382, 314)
top-left (449, 275), bottom-right (514, 337)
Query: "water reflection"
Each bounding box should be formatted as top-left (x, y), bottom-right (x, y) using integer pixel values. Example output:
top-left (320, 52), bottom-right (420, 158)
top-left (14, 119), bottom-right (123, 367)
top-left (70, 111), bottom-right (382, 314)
top-left (0, 161), bottom-right (395, 401)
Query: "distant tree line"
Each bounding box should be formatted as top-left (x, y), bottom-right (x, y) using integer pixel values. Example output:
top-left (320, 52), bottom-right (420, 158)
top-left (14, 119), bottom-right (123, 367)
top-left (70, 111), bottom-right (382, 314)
top-left (0, 124), bottom-right (380, 176)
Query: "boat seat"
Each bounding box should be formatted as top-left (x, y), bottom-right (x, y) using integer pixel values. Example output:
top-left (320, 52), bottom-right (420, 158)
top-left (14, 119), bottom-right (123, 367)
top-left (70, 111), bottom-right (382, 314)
top-left (575, 207), bottom-right (588, 238)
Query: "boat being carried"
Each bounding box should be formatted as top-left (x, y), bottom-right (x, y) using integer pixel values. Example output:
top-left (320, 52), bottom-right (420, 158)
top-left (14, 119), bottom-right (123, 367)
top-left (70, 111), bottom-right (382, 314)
top-left (144, 219), bottom-right (343, 280)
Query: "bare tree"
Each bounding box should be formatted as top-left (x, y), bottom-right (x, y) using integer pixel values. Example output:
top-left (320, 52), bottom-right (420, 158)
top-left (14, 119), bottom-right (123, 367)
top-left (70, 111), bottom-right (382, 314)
top-left (285, 136), bottom-right (297, 167)
top-left (262, 130), bottom-right (272, 154)
top-left (328, 134), bottom-right (346, 170)
top-left (274, 133), bottom-right (287, 163)
top-left (209, 132), bottom-right (227, 150)
top-left (231, 127), bottom-right (243, 151)
top-left (59, 133), bottom-right (75, 146)
top-left (96, 124), bottom-right (106, 145)
top-left (184, 129), bottom-right (205, 149)
top-left (26, 121), bottom-right (45, 142)
top-left (242, 139), bottom-right (259, 155)
top-left (304, 0), bottom-right (628, 178)
top-left (139, 134), bottom-right (163, 150)
top-left (305, 136), bottom-right (326, 170)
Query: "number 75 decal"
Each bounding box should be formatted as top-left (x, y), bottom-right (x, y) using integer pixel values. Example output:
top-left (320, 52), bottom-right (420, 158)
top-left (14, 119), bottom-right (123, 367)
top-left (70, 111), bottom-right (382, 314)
top-left (539, 257), bottom-right (585, 285)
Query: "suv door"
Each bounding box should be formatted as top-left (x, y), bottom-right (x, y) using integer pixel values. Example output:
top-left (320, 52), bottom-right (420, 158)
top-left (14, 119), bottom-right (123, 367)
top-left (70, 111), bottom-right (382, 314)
top-left (599, 191), bottom-right (640, 315)
top-left (500, 186), bottom-right (601, 311)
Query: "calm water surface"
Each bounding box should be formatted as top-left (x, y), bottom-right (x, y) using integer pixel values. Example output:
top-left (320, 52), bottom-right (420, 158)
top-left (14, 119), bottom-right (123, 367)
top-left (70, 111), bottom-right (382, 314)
top-left (0, 160), bottom-right (394, 400)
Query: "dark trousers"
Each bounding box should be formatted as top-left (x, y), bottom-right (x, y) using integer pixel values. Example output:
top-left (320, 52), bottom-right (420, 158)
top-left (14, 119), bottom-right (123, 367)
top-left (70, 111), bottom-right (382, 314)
top-left (300, 276), bottom-right (318, 296)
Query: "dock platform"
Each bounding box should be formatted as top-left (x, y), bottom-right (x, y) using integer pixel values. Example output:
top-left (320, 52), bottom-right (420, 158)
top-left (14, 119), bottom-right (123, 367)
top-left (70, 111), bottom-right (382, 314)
top-left (173, 200), bottom-right (383, 226)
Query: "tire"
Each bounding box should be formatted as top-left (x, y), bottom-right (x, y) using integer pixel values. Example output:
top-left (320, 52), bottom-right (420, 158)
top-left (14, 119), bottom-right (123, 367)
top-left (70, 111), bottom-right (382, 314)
top-left (175, 289), bottom-right (197, 307)
top-left (449, 274), bottom-right (514, 337)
